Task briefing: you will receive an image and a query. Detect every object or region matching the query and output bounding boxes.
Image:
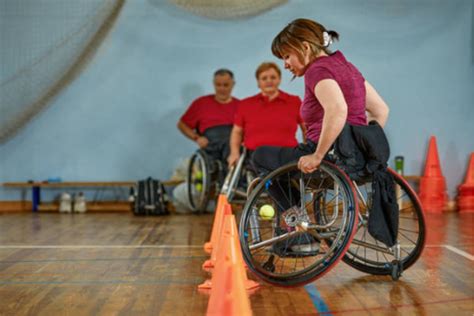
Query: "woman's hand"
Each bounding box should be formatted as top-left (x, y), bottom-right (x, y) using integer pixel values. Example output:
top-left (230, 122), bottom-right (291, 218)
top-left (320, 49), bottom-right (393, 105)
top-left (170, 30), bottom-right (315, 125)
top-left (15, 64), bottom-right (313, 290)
top-left (196, 136), bottom-right (209, 149)
top-left (297, 154), bottom-right (322, 174)
top-left (227, 152), bottom-right (240, 168)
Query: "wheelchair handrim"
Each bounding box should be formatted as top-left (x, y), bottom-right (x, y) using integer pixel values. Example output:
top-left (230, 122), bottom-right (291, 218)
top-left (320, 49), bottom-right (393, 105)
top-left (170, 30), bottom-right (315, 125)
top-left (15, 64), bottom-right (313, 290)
top-left (239, 161), bottom-right (359, 287)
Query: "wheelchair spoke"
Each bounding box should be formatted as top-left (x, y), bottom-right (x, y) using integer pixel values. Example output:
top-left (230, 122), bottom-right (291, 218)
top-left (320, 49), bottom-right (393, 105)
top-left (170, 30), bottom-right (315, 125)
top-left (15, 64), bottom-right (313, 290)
top-left (287, 172), bottom-right (294, 207)
top-left (264, 191), bottom-right (289, 215)
top-left (303, 173), bottom-right (314, 191)
top-left (301, 254), bottom-right (306, 269)
top-left (400, 247), bottom-right (412, 256)
top-left (398, 227), bottom-right (419, 234)
top-left (364, 237), bottom-right (368, 261)
top-left (352, 224), bottom-right (367, 259)
top-left (376, 239), bottom-right (390, 262)
top-left (399, 206), bottom-right (416, 213)
top-left (249, 230), bottom-right (300, 251)
top-left (398, 230), bottom-right (418, 245)
top-left (275, 179), bottom-right (292, 209)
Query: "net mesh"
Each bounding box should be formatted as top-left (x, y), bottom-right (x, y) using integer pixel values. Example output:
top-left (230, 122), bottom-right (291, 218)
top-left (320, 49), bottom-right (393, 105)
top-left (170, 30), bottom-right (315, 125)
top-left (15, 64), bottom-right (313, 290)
top-left (0, 0), bottom-right (124, 143)
top-left (0, 0), bottom-right (286, 143)
top-left (169, 0), bottom-right (287, 19)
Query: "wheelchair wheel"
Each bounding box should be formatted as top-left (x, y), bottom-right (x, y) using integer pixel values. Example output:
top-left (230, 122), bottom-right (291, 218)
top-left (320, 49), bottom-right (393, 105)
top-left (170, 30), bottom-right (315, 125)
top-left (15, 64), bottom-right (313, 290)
top-left (342, 168), bottom-right (425, 276)
top-left (239, 161), bottom-right (358, 287)
top-left (187, 150), bottom-right (212, 212)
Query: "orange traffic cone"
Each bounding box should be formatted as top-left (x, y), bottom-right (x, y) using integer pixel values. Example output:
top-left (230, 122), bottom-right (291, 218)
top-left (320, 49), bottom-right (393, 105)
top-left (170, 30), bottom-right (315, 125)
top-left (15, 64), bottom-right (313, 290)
top-left (206, 265), bottom-right (252, 316)
top-left (199, 215), bottom-right (260, 292)
top-left (204, 194), bottom-right (229, 254)
top-left (201, 215), bottom-right (258, 316)
top-left (202, 203), bottom-right (232, 270)
top-left (457, 153), bottom-right (474, 213)
top-left (419, 136), bottom-right (448, 212)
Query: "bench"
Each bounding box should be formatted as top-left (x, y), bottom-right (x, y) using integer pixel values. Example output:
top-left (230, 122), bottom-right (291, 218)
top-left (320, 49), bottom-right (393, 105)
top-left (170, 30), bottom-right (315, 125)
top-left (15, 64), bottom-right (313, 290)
top-left (3, 180), bottom-right (183, 212)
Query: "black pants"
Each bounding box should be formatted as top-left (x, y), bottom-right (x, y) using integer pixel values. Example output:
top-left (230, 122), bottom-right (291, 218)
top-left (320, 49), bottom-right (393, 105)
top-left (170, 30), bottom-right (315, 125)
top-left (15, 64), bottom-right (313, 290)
top-left (253, 142), bottom-right (322, 249)
top-left (252, 141), bottom-right (317, 177)
top-left (202, 125), bottom-right (233, 170)
top-left (251, 141), bottom-right (317, 212)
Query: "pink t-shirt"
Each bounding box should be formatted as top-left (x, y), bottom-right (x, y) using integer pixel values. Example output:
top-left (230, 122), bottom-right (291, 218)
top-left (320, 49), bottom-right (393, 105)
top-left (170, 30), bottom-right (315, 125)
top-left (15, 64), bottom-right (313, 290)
top-left (302, 51), bottom-right (367, 143)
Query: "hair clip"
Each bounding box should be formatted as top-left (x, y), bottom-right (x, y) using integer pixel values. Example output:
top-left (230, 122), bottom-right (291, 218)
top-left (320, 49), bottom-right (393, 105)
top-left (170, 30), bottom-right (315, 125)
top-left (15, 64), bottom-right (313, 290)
top-left (323, 31), bottom-right (333, 47)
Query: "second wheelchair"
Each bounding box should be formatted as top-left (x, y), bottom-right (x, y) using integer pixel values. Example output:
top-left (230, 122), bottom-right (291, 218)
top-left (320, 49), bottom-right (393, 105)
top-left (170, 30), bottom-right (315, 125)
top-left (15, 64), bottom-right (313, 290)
top-left (187, 148), bottom-right (256, 212)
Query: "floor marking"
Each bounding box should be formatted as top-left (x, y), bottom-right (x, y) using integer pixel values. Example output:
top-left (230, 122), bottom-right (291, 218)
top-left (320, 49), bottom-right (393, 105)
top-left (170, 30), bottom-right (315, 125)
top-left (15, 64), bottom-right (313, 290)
top-left (443, 245), bottom-right (474, 260)
top-left (0, 245), bottom-right (203, 249)
top-left (0, 256), bottom-right (208, 264)
top-left (0, 279), bottom-right (201, 286)
top-left (316, 296), bottom-right (474, 314)
top-left (425, 244), bottom-right (474, 260)
top-left (304, 283), bottom-right (332, 315)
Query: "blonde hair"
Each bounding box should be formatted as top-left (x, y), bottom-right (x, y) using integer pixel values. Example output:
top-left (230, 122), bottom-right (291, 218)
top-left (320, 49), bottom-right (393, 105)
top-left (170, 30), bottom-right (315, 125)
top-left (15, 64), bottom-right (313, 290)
top-left (271, 18), bottom-right (339, 64)
top-left (255, 62), bottom-right (281, 79)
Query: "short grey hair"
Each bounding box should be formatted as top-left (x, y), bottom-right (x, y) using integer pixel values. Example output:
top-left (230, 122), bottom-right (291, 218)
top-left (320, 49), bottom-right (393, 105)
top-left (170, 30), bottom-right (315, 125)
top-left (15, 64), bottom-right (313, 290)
top-left (213, 68), bottom-right (234, 79)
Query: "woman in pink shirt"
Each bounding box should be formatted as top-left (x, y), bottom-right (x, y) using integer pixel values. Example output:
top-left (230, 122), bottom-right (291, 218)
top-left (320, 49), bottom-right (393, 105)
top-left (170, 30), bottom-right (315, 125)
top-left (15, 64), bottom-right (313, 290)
top-left (253, 18), bottom-right (389, 175)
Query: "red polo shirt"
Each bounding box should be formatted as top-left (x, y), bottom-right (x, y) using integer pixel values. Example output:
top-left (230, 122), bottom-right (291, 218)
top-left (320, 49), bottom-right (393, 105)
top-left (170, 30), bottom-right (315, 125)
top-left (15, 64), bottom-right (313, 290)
top-left (181, 95), bottom-right (240, 134)
top-left (235, 91), bottom-right (302, 150)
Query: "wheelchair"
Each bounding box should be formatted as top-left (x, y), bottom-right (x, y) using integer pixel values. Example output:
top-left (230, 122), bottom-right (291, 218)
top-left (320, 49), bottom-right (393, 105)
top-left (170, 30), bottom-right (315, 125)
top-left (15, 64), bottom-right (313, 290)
top-left (187, 149), bottom-right (225, 212)
top-left (187, 148), bottom-right (256, 212)
top-left (239, 160), bottom-right (425, 287)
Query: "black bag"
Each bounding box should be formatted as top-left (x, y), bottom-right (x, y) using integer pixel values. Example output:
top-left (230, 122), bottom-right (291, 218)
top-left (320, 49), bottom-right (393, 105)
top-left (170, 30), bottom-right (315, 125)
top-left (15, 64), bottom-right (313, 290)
top-left (133, 178), bottom-right (169, 215)
top-left (333, 121), bottom-right (398, 247)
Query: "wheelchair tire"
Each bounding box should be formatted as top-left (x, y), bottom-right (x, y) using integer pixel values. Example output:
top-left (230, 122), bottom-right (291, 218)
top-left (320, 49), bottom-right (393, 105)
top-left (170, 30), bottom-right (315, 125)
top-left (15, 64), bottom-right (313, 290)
top-left (187, 150), bottom-right (212, 212)
top-left (342, 169), bottom-right (426, 276)
top-left (239, 161), bottom-right (358, 287)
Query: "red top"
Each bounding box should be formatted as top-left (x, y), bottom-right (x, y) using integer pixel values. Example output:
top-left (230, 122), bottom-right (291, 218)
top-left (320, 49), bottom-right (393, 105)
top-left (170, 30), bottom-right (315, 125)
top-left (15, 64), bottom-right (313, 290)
top-left (303, 51), bottom-right (367, 143)
top-left (234, 91), bottom-right (302, 150)
top-left (181, 95), bottom-right (240, 134)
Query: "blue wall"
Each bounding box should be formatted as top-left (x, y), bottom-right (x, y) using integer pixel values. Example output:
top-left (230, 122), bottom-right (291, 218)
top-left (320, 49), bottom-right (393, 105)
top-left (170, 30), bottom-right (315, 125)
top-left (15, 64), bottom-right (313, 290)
top-left (1, 0), bottom-right (473, 200)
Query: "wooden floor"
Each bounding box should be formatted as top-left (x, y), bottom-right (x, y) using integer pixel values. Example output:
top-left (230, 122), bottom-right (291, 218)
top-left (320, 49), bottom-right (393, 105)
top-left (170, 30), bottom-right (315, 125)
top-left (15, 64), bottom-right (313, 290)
top-left (0, 212), bottom-right (472, 315)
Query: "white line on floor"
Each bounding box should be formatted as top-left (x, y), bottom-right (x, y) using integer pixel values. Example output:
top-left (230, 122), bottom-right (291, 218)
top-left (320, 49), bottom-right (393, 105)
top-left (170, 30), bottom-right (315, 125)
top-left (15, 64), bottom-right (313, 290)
top-left (443, 245), bottom-right (474, 260)
top-left (0, 245), bottom-right (203, 249)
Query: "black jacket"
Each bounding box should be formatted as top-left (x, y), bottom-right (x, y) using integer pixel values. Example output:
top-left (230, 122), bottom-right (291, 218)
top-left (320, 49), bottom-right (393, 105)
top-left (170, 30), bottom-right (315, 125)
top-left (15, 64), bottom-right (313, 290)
top-left (333, 121), bottom-right (398, 247)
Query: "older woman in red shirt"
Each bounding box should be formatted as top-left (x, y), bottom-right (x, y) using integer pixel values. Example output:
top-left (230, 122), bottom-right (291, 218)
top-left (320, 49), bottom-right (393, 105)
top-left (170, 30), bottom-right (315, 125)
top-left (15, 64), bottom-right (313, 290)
top-left (227, 62), bottom-right (306, 167)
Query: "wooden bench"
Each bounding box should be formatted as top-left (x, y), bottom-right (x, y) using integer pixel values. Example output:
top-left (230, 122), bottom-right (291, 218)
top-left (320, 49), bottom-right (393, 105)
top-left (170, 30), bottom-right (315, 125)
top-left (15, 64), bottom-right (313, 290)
top-left (2, 180), bottom-right (183, 212)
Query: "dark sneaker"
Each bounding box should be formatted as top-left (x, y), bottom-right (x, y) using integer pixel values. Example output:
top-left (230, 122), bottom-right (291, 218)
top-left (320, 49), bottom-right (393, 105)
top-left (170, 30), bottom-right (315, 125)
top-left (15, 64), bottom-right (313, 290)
top-left (270, 228), bottom-right (320, 257)
top-left (289, 242), bottom-right (320, 254)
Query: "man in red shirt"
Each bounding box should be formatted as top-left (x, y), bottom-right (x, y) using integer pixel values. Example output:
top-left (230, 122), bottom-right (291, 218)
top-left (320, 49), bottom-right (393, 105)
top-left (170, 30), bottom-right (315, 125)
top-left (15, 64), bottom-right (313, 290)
top-left (178, 69), bottom-right (240, 163)
top-left (227, 62), bottom-right (306, 168)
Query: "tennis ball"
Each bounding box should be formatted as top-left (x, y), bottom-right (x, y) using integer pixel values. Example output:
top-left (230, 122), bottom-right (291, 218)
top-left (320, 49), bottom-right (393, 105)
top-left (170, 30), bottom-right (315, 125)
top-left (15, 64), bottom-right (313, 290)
top-left (195, 183), bottom-right (203, 192)
top-left (195, 171), bottom-right (203, 180)
top-left (259, 204), bottom-right (275, 220)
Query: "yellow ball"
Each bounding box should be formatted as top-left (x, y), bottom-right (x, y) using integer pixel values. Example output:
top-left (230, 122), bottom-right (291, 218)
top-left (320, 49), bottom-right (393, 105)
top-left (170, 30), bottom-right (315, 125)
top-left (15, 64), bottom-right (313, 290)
top-left (259, 204), bottom-right (275, 220)
top-left (195, 171), bottom-right (203, 180)
top-left (195, 183), bottom-right (203, 192)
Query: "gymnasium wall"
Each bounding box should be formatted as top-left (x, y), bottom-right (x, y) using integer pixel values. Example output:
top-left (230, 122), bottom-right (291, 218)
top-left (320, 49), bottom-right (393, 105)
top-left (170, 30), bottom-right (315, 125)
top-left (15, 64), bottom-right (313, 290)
top-left (1, 0), bottom-right (473, 200)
